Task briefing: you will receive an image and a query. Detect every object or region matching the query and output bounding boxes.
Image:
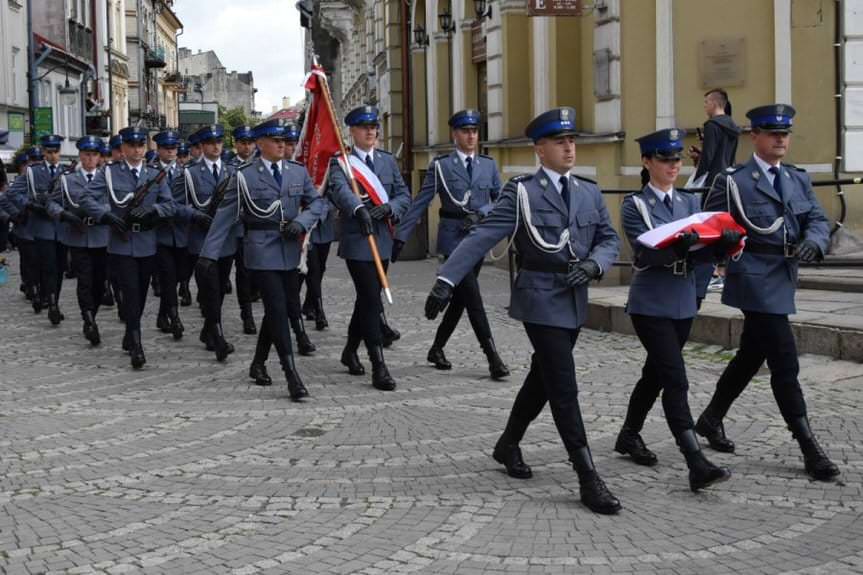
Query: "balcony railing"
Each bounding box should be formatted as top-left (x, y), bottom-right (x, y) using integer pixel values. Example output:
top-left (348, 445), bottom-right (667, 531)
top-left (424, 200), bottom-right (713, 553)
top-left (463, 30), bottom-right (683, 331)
top-left (67, 20), bottom-right (94, 63)
top-left (145, 46), bottom-right (167, 69)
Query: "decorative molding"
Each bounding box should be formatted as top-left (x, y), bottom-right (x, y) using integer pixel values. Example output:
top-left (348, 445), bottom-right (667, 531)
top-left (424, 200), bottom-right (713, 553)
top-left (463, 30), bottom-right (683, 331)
top-left (774, 0), bottom-right (792, 104)
top-left (655, 0), bottom-right (675, 129)
top-left (532, 16), bottom-right (551, 116)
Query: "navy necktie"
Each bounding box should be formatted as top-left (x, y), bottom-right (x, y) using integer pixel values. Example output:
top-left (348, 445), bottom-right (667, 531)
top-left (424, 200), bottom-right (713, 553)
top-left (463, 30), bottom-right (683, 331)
top-left (466, 156), bottom-right (473, 180)
top-left (86, 173), bottom-right (93, 184)
top-left (49, 165), bottom-right (56, 178)
top-left (769, 166), bottom-right (784, 201)
top-left (559, 176), bottom-right (570, 213)
top-left (131, 167), bottom-right (138, 180)
top-left (271, 162), bottom-right (282, 187)
top-left (663, 194), bottom-right (673, 212)
top-left (365, 154), bottom-right (375, 173)
top-left (212, 163), bottom-right (219, 181)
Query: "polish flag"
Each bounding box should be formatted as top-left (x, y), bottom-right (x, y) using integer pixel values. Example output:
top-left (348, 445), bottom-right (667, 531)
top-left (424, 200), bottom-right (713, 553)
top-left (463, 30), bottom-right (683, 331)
top-left (339, 155), bottom-right (389, 206)
top-left (637, 211), bottom-right (746, 255)
top-left (295, 64), bottom-right (342, 189)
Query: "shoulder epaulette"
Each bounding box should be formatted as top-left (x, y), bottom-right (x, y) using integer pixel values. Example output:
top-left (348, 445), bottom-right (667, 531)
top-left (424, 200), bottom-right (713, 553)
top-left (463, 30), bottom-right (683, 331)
top-left (238, 159), bottom-right (257, 171)
top-left (376, 149), bottom-right (392, 156)
top-left (285, 159), bottom-right (304, 167)
top-left (784, 163), bottom-right (807, 173)
top-left (479, 154), bottom-right (494, 161)
top-left (573, 175), bottom-right (597, 185)
top-left (432, 154), bottom-right (448, 162)
top-left (509, 173), bottom-right (532, 184)
top-left (725, 164), bottom-right (744, 174)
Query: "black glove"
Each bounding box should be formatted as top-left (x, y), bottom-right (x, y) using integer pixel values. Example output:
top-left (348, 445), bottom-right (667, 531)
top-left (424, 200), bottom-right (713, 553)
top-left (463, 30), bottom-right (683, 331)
top-left (195, 256), bottom-right (217, 278)
top-left (461, 212), bottom-right (482, 233)
top-left (192, 211), bottom-right (213, 229)
top-left (355, 206), bottom-right (374, 236)
top-left (281, 220), bottom-right (305, 239)
top-left (717, 229), bottom-right (743, 249)
top-left (566, 259), bottom-right (601, 287)
top-left (391, 239), bottom-right (405, 263)
top-left (796, 239), bottom-right (821, 263)
top-left (129, 206), bottom-right (159, 226)
top-left (60, 210), bottom-right (84, 227)
top-left (425, 278), bottom-right (454, 320)
top-left (673, 231), bottom-right (700, 259)
top-left (100, 212), bottom-right (127, 233)
top-left (368, 203), bottom-right (392, 221)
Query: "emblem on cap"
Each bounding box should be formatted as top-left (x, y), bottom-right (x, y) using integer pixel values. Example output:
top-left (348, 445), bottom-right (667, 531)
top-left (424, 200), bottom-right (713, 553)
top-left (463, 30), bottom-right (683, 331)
top-left (670, 129), bottom-right (679, 141)
top-left (777, 104), bottom-right (785, 114)
top-left (561, 109), bottom-right (570, 119)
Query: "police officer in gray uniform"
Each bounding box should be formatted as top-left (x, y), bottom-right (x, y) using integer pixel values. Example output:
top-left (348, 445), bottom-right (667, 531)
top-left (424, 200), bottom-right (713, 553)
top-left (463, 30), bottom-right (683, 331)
top-left (696, 105), bottom-right (840, 481)
top-left (425, 107), bottom-right (622, 514)
top-left (80, 126), bottom-right (176, 369)
top-left (47, 135), bottom-right (111, 346)
top-left (198, 118), bottom-right (324, 401)
top-left (393, 109), bottom-right (509, 379)
top-left (328, 105), bottom-right (412, 391)
top-left (616, 128), bottom-right (734, 492)
top-left (230, 124), bottom-right (259, 335)
top-left (0, 148), bottom-right (40, 308)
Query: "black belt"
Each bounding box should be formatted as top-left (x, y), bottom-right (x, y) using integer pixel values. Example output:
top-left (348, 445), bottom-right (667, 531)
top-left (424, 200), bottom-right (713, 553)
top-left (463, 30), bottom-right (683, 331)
top-left (129, 222), bottom-right (154, 232)
top-left (518, 260), bottom-right (571, 274)
top-left (244, 220), bottom-right (282, 231)
top-left (439, 209), bottom-right (468, 221)
top-left (745, 242), bottom-right (796, 257)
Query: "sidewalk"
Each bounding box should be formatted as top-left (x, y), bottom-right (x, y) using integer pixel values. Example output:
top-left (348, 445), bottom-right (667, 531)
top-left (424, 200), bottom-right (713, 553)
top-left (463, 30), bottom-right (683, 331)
top-left (587, 285), bottom-right (863, 361)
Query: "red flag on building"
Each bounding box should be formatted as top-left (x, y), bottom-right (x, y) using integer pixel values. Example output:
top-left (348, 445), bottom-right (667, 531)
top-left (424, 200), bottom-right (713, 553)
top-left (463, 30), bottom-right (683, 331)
top-left (295, 64), bottom-right (342, 189)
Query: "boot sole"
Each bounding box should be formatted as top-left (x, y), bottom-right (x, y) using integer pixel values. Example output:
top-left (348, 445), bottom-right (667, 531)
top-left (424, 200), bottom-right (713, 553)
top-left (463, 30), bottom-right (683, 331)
top-left (492, 452), bottom-right (532, 479)
top-left (582, 499), bottom-right (622, 515)
top-left (613, 444), bottom-right (658, 467)
top-left (690, 469), bottom-right (731, 492)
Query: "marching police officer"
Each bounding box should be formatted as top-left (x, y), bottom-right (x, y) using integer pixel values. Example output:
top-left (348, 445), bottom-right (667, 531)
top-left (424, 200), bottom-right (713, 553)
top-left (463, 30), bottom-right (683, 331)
top-left (152, 129), bottom-right (187, 340)
top-left (176, 142), bottom-right (191, 166)
top-left (199, 118), bottom-right (324, 400)
top-left (615, 128), bottom-right (734, 491)
top-left (80, 126), bottom-right (176, 369)
top-left (109, 135), bottom-right (124, 164)
top-left (232, 126), bottom-right (257, 165)
top-left (328, 105), bottom-right (412, 391)
top-left (425, 107), bottom-right (622, 514)
top-left (393, 109), bottom-right (509, 379)
top-left (47, 135), bottom-right (111, 346)
top-left (697, 104), bottom-right (840, 481)
top-left (0, 151), bottom-right (36, 303)
top-left (229, 125), bottom-right (259, 335)
top-left (188, 132), bottom-right (203, 164)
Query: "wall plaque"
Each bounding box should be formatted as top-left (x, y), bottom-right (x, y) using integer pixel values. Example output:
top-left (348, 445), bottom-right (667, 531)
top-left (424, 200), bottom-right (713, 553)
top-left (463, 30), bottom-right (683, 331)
top-left (699, 37), bottom-right (746, 89)
top-left (527, 0), bottom-right (585, 17)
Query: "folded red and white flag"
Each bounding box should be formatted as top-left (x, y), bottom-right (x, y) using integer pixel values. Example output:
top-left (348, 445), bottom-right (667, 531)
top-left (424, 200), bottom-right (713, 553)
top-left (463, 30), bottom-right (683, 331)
top-left (637, 211), bottom-right (746, 255)
top-left (339, 155), bottom-right (390, 207)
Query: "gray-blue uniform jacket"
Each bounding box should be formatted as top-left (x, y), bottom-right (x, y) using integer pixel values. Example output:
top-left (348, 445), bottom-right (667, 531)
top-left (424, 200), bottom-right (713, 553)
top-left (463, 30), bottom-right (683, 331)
top-left (154, 161), bottom-right (189, 249)
top-left (328, 148), bottom-right (412, 261)
top-left (6, 162), bottom-right (65, 241)
top-left (174, 159), bottom-right (236, 258)
top-left (622, 187), bottom-right (711, 319)
top-left (200, 157), bottom-right (324, 270)
top-left (310, 197), bottom-right (337, 244)
top-left (80, 163), bottom-right (176, 258)
top-left (0, 174), bottom-right (33, 241)
top-left (395, 150), bottom-right (502, 256)
top-left (704, 155), bottom-right (830, 315)
top-left (439, 169), bottom-right (620, 330)
top-left (47, 168), bottom-right (110, 249)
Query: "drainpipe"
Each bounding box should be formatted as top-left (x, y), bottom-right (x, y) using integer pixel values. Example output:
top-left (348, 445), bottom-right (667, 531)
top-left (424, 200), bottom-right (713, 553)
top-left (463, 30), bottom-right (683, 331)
top-left (106, 0), bottom-right (115, 133)
top-left (81, 64), bottom-right (96, 135)
top-left (834, 1), bottom-right (847, 233)
top-left (400, 0), bottom-right (413, 176)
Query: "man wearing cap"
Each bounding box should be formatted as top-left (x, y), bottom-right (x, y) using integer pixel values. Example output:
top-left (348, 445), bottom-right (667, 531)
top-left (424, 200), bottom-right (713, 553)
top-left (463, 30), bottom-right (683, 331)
top-left (198, 118), bottom-right (325, 400)
top-left (328, 105), bottom-right (412, 391)
top-left (393, 109), bottom-right (509, 379)
top-left (424, 107), bottom-right (622, 514)
top-left (173, 124), bottom-right (237, 361)
top-left (79, 126), bottom-right (176, 369)
top-left (232, 126), bottom-right (257, 166)
top-left (46, 135), bottom-right (111, 346)
top-left (151, 130), bottom-right (187, 340)
top-left (188, 133), bottom-right (203, 164)
top-left (0, 152), bottom-right (33, 297)
top-left (697, 104), bottom-right (839, 481)
top-left (227, 125), bottom-right (259, 335)
top-left (176, 142), bottom-right (191, 166)
top-left (109, 135), bottom-right (124, 164)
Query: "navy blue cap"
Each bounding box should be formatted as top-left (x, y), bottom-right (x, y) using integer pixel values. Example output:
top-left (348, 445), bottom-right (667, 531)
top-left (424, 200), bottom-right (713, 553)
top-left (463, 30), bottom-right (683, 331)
top-left (177, 142), bottom-right (190, 157)
top-left (283, 123), bottom-right (300, 142)
top-left (233, 125), bottom-right (255, 141)
top-left (193, 124), bottom-right (225, 143)
top-left (145, 150), bottom-right (158, 163)
top-left (14, 152), bottom-right (29, 167)
top-left (636, 128), bottom-right (686, 160)
top-left (345, 105), bottom-right (379, 127)
top-left (153, 129), bottom-right (181, 148)
top-left (253, 118), bottom-right (287, 140)
top-left (747, 104), bottom-right (795, 132)
top-left (76, 135), bottom-right (103, 152)
top-left (100, 142), bottom-right (112, 156)
top-left (27, 147), bottom-right (44, 161)
top-left (449, 109), bottom-right (481, 129)
top-left (39, 134), bottom-right (65, 149)
top-left (119, 126), bottom-right (148, 144)
top-left (525, 107), bottom-right (577, 142)
top-left (109, 134), bottom-right (123, 149)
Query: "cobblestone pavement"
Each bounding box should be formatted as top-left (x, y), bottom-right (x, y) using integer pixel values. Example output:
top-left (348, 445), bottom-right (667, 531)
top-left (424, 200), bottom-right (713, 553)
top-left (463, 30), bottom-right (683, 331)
top-left (1, 255), bottom-right (862, 575)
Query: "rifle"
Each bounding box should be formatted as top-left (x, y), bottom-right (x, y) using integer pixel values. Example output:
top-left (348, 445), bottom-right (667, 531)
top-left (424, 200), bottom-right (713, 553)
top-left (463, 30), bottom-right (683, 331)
top-left (121, 167), bottom-right (168, 227)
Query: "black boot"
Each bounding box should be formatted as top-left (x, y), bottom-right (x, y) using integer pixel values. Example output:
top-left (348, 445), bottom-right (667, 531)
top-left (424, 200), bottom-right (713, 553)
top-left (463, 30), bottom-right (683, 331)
top-left (302, 297), bottom-right (315, 321)
top-left (151, 275), bottom-right (161, 298)
top-left (427, 346), bottom-right (452, 370)
top-left (168, 306), bottom-right (184, 340)
top-left (249, 362), bottom-right (272, 386)
top-left (695, 410), bottom-right (735, 453)
top-left (368, 344), bottom-right (396, 391)
top-left (282, 352), bottom-right (309, 401)
top-left (380, 311), bottom-right (400, 348)
top-left (492, 435), bottom-right (532, 479)
top-left (200, 323), bottom-right (215, 351)
top-left (156, 311), bottom-right (171, 333)
top-left (82, 310), bottom-right (101, 346)
top-left (614, 426), bottom-right (658, 466)
top-left (341, 336), bottom-right (365, 375)
top-left (241, 304), bottom-right (257, 335)
top-left (291, 317), bottom-right (316, 356)
top-left (480, 338), bottom-right (510, 380)
top-left (571, 446), bottom-right (621, 515)
top-left (122, 331), bottom-right (132, 353)
top-left (314, 298), bottom-right (328, 331)
top-left (129, 330), bottom-right (146, 369)
top-left (179, 281), bottom-right (192, 307)
top-left (101, 286), bottom-right (115, 307)
top-left (787, 416), bottom-right (840, 481)
top-left (211, 323), bottom-right (234, 362)
top-left (47, 293), bottom-right (63, 325)
top-left (676, 429), bottom-right (731, 491)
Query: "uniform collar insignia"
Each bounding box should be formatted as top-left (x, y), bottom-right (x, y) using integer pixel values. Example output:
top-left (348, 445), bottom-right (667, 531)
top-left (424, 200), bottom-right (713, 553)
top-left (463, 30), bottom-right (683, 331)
top-left (540, 178), bottom-right (548, 187)
top-left (752, 171), bottom-right (760, 180)
top-left (648, 197), bottom-right (656, 206)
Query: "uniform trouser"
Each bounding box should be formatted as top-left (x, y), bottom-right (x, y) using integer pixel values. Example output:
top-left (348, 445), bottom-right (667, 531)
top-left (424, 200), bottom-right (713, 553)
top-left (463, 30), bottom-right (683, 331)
top-left (705, 311), bottom-right (807, 422)
top-left (346, 259), bottom-right (387, 346)
top-left (234, 243), bottom-right (253, 307)
top-left (254, 269), bottom-right (299, 362)
top-left (195, 255), bottom-right (233, 326)
top-left (69, 247), bottom-right (107, 315)
top-left (156, 245), bottom-right (190, 312)
top-left (433, 261), bottom-right (492, 348)
top-left (18, 238), bottom-right (38, 290)
top-left (35, 238), bottom-right (65, 299)
top-left (109, 254), bottom-right (155, 332)
top-left (623, 315), bottom-right (696, 435)
top-left (505, 323), bottom-right (588, 456)
top-left (0, 217), bottom-right (9, 252)
top-left (302, 242), bottom-right (331, 306)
